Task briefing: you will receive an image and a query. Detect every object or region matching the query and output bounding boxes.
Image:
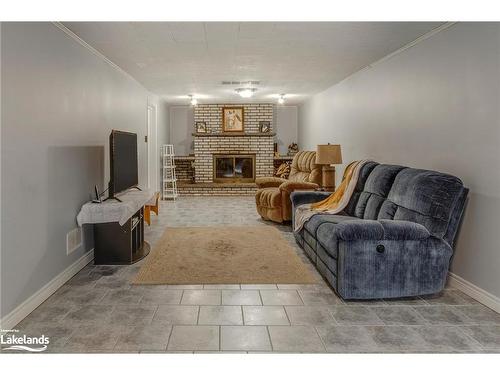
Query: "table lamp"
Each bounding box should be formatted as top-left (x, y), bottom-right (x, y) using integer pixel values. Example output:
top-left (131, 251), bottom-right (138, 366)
top-left (316, 144), bottom-right (342, 191)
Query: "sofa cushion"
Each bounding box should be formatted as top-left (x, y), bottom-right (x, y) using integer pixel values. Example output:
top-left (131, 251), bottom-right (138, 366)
top-left (354, 164), bottom-right (406, 219)
top-left (333, 220), bottom-right (430, 241)
top-left (344, 161), bottom-right (379, 216)
top-left (380, 168), bottom-right (464, 238)
top-left (317, 242), bottom-right (338, 274)
top-left (303, 214), bottom-right (357, 252)
top-left (304, 213), bottom-right (357, 236)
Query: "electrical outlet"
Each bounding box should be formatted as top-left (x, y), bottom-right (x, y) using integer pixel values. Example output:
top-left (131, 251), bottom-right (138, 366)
top-left (66, 227), bottom-right (83, 255)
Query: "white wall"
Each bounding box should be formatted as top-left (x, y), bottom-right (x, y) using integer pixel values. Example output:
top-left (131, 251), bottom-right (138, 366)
top-left (275, 105), bottom-right (299, 155)
top-left (298, 23), bottom-right (500, 299)
top-left (147, 98), bottom-right (169, 192)
top-left (169, 105), bottom-right (194, 156)
top-left (156, 100), bottom-right (170, 149)
top-left (169, 104), bottom-right (299, 156)
top-left (155, 100), bottom-right (170, 190)
top-left (0, 23), bottom-right (160, 318)
top-left (0, 22), bottom-right (3, 319)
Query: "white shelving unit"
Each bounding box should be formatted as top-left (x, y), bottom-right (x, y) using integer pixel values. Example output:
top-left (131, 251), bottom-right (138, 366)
top-left (161, 144), bottom-right (178, 200)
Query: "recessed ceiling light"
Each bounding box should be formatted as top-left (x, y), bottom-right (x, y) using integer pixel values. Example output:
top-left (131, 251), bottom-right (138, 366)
top-left (278, 94), bottom-right (285, 104)
top-left (188, 95), bottom-right (198, 106)
top-left (235, 88), bottom-right (257, 98)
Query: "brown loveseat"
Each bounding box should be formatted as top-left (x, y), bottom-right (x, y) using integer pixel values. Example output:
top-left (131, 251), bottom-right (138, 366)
top-left (255, 151), bottom-right (322, 223)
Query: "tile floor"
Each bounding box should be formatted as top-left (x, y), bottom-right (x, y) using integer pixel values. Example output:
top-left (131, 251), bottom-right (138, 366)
top-left (7, 196), bottom-right (500, 353)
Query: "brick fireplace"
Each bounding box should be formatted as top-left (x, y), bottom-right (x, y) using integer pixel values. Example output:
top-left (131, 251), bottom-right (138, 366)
top-left (192, 103), bottom-right (275, 186)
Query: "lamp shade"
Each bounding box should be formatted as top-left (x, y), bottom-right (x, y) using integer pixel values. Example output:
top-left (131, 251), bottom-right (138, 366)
top-left (316, 144), bottom-right (342, 165)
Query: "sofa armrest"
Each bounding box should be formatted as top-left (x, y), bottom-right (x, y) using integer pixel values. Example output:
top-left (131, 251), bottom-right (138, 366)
top-left (290, 191), bottom-right (331, 208)
top-left (328, 220), bottom-right (451, 299)
top-left (279, 181), bottom-right (319, 194)
top-left (290, 191), bottom-right (331, 225)
top-left (330, 220), bottom-right (451, 299)
top-left (255, 177), bottom-right (287, 188)
top-left (319, 219), bottom-right (431, 242)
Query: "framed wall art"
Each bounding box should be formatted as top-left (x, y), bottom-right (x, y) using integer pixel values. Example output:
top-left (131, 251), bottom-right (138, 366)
top-left (222, 107), bottom-right (244, 132)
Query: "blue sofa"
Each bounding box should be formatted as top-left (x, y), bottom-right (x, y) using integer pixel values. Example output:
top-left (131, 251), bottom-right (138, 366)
top-left (291, 162), bottom-right (468, 300)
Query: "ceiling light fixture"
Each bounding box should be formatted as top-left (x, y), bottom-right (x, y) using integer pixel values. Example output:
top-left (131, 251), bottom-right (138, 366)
top-left (278, 94), bottom-right (285, 105)
top-left (189, 95), bottom-right (198, 106)
top-left (235, 88), bottom-right (257, 98)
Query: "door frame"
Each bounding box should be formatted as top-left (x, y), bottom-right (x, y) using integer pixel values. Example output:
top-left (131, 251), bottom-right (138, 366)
top-left (146, 104), bottom-right (157, 190)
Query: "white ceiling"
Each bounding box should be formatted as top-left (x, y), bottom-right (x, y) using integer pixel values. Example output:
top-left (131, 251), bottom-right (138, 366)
top-left (63, 22), bottom-right (442, 105)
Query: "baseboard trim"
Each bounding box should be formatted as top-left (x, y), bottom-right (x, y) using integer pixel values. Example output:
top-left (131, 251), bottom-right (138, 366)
top-left (0, 250), bottom-right (94, 330)
top-left (448, 272), bottom-right (500, 313)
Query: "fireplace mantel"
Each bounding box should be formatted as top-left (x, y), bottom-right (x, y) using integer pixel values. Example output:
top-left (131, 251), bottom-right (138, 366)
top-left (192, 132), bottom-right (276, 137)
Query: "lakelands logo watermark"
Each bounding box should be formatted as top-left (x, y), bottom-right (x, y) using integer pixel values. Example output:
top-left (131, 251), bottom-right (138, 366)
top-left (1, 329), bottom-right (50, 352)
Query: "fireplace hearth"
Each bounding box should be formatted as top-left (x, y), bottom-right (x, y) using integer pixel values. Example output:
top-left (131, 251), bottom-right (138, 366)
top-left (213, 154), bottom-right (256, 183)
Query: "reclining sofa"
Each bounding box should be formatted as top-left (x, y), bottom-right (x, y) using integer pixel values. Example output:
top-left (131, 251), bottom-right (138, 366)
top-left (291, 162), bottom-right (468, 299)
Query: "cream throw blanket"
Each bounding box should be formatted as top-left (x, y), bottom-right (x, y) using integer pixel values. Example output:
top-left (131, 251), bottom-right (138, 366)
top-left (293, 160), bottom-right (372, 232)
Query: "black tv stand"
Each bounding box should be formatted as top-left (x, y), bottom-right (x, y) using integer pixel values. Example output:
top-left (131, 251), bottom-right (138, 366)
top-left (93, 206), bottom-right (150, 265)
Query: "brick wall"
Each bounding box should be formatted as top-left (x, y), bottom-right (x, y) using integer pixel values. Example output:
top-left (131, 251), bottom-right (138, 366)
top-left (193, 103), bottom-right (275, 184)
top-left (194, 103), bottom-right (273, 133)
top-left (174, 158), bottom-right (195, 182)
top-left (178, 183), bottom-right (257, 196)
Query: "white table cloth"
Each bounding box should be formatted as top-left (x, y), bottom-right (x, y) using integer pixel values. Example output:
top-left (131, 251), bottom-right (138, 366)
top-left (77, 189), bottom-right (155, 226)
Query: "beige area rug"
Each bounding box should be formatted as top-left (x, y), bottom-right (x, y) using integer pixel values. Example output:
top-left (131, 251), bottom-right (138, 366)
top-left (132, 226), bottom-right (316, 285)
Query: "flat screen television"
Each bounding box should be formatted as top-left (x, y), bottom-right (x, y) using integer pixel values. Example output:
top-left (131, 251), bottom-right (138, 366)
top-left (109, 130), bottom-right (138, 199)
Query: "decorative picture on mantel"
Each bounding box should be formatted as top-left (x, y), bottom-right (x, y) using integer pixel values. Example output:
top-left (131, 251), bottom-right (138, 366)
top-left (259, 121), bottom-right (271, 133)
top-left (222, 107), bottom-right (244, 132)
top-left (195, 121), bottom-right (207, 133)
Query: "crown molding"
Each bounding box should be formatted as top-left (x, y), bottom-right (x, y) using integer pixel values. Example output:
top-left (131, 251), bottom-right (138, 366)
top-left (334, 22), bottom-right (457, 87)
top-left (368, 22), bottom-right (456, 69)
top-left (51, 22), bottom-right (148, 91)
top-left (53, 22), bottom-right (457, 105)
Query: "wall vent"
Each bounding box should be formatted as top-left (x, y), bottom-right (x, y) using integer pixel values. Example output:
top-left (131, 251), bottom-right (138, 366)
top-left (66, 227), bottom-right (83, 255)
top-left (221, 81), bottom-right (260, 86)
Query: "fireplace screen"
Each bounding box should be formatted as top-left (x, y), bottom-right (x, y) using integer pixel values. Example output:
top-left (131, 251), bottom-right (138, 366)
top-left (213, 154), bottom-right (256, 183)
